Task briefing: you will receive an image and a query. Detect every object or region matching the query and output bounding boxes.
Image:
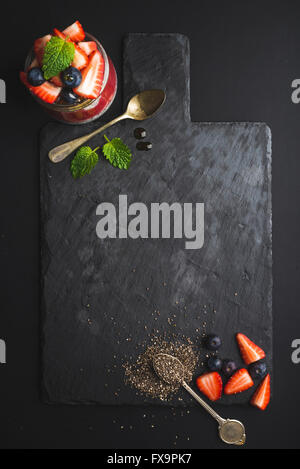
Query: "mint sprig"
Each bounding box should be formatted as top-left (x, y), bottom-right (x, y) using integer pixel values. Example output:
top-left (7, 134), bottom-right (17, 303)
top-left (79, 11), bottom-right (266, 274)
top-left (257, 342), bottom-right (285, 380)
top-left (42, 36), bottom-right (75, 80)
top-left (71, 146), bottom-right (99, 179)
top-left (102, 134), bottom-right (132, 170)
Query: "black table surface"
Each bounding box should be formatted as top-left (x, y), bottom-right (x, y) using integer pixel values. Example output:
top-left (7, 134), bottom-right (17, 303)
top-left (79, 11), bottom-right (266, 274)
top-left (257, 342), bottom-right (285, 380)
top-left (0, 0), bottom-right (299, 449)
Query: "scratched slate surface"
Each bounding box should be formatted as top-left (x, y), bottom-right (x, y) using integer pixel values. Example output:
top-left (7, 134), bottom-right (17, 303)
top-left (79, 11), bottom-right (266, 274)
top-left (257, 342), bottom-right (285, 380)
top-left (40, 33), bottom-right (272, 406)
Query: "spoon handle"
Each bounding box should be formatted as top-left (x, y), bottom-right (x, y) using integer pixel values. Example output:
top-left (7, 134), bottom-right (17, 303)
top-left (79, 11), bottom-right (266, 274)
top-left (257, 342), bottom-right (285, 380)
top-left (182, 381), bottom-right (225, 425)
top-left (48, 113), bottom-right (128, 163)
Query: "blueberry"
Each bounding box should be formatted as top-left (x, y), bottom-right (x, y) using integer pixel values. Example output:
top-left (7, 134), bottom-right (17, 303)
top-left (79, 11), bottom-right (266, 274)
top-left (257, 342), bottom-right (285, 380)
top-left (27, 67), bottom-right (45, 86)
top-left (205, 334), bottom-right (222, 351)
top-left (60, 88), bottom-right (80, 104)
top-left (207, 356), bottom-right (222, 371)
top-left (61, 67), bottom-right (82, 88)
top-left (222, 359), bottom-right (237, 376)
top-left (249, 361), bottom-right (267, 380)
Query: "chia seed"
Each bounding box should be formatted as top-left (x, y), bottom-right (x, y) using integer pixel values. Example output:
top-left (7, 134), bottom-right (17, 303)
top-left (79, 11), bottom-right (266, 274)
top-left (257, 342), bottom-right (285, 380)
top-left (124, 336), bottom-right (198, 401)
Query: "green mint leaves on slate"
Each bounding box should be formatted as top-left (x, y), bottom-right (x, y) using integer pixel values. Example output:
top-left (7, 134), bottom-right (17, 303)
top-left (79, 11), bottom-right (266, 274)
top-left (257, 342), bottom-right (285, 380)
top-left (102, 134), bottom-right (132, 170)
top-left (71, 146), bottom-right (99, 179)
top-left (42, 36), bottom-right (75, 80)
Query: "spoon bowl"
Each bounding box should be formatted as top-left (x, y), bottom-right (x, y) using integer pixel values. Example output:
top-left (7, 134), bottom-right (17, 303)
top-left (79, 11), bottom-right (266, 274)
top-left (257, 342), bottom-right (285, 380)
top-left (218, 419), bottom-right (246, 445)
top-left (126, 89), bottom-right (166, 120)
top-left (153, 353), bottom-right (185, 385)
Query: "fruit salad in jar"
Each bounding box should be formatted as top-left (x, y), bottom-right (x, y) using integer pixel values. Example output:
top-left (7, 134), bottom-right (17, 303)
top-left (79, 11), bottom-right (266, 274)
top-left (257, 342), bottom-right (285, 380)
top-left (20, 21), bottom-right (117, 124)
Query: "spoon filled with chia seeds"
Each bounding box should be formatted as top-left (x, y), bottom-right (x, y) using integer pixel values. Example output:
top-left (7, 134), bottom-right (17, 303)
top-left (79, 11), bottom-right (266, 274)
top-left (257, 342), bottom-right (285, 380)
top-left (153, 353), bottom-right (246, 446)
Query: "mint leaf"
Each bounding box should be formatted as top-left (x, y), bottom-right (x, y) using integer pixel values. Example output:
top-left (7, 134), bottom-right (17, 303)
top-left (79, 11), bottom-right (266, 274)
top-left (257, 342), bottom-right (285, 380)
top-left (71, 146), bottom-right (99, 179)
top-left (42, 36), bottom-right (75, 80)
top-left (102, 135), bottom-right (132, 170)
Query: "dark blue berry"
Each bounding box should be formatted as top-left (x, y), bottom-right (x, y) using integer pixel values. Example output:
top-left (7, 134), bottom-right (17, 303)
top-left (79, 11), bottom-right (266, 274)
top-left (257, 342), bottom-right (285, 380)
top-left (249, 361), bottom-right (267, 380)
top-left (60, 88), bottom-right (80, 104)
top-left (61, 67), bottom-right (82, 87)
top-left (222, 359), bottom-right (237, 376)
top-left (205, 334), bottom-right (222, 351)
top-left (27, 67), bottom-right (45, 86)
top-left (207, 356), bottom-right (222, 371)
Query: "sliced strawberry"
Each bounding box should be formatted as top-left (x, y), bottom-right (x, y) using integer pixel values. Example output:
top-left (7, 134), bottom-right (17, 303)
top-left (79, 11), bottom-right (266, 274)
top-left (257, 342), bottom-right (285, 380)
top-left (78, 41), bottom-right (97, 56)
top-left (74, 50), bottom-right (104, 99)
top-left (53, 28), bottom-right (88, 70)
top-left (251, 374), bottom-right (270, 410)
top-left (63, 20), bottom-right (85, 42)
top-left (236, 333), bottom-right (266, 365)
top-left (53, 28), bottom-right (67, 39)
top-left (34, 34), bottom-right (52, 65)
top-left (224, 368), bottom-right (254, 395)
top-left (50, 74), bottom-right (63, 87)
top-left (20, 71), bottom-right (61, 104)
top-left (196, 372), bottom-right (222, 401)
top-left (72, 45), bottom-right (89, 70)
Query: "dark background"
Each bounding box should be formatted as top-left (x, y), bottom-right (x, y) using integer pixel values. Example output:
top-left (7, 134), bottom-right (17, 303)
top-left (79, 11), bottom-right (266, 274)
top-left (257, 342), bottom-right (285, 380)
top-left (0, 0), bottom-right (299, 449)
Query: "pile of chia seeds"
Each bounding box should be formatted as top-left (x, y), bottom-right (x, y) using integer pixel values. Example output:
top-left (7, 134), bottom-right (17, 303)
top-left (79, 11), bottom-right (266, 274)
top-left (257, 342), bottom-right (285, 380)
top-left (124, 336), bottom-right (199, 401)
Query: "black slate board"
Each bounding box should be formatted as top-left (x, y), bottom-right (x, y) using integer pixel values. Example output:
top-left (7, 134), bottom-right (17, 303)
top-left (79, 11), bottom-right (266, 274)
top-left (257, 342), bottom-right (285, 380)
top-left (40, 33), bottom-right (272, 406)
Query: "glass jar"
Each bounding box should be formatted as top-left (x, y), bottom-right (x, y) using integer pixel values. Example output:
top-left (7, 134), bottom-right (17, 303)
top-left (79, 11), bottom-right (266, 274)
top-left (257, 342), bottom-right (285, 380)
top-left (24, 33), bottom-right (117, 124)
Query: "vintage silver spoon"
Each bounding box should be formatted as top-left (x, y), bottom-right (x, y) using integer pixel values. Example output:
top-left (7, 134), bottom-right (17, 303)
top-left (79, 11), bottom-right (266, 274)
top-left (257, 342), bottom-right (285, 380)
top-left (48, 89), bottom-right (166, 163)
top-left (153, 353), bottom-right (246, 446)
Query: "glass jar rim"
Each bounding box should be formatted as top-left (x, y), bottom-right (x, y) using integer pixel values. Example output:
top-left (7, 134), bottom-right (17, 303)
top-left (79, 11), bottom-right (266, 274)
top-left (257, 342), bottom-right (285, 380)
top-left (24, 32), bottom-right (109, 112)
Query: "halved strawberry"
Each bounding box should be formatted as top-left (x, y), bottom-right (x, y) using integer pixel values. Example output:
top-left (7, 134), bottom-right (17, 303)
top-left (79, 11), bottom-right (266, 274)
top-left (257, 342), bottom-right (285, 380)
top-left (251, 374), bottom-right (270, 410)
top-left (78, 41), bottom-right (97, 56)
top-left (224, 368), bottom-right (254, 395)
top-left (53, 28), bottom-right (88, 70)
top-left (236, 333), bottom-right (266, 365)
top-left (72, 46), bottom-right (88, 70)
top-left (20, 71), bottom-right (61, 104)
top-left (74, 50), bottom-right (104, 99)
top-left (63, 20), bottom-right (85, 42)
top-left (196, 372), bottom-right (222, 401)
top-left (34, 34), bottom-right (52, 64)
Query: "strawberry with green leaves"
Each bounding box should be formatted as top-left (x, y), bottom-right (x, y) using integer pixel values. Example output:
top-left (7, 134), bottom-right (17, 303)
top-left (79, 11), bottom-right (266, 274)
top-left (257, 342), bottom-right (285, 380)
top-left (20, 21), bottom-right (105, 105)
top-left (53, 28), bottom-right (88, 70)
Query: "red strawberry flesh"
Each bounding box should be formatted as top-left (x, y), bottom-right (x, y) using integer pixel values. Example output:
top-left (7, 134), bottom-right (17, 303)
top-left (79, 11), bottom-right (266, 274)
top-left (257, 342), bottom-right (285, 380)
top-left (196, 372), bottom-right (222, 401)
top-left (74, 49), bottom-right (104, 99)
top-left (251, 374), bottom-right (270, 410)
top-left (50, 75), bottom-right (63, 87)
top-left (236, 333), bottom-right (266, 365)
top-left (224, 368), bottom-right (254, 395)
top-left (34, 34), bottom-right (51, 65)
top-left (78, 41), bottom-right (97, 56)
top-left (63, 20), bottom-right (85, 42)
top-left (20, 71), bottom-right (61, 104)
